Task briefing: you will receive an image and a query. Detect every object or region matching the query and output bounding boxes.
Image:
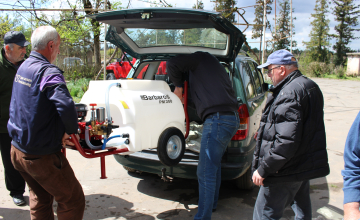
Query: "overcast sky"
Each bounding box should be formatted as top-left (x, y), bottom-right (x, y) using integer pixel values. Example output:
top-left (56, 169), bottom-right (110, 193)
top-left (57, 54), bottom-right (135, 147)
top-left (1, 0), bottom-right (359, 51)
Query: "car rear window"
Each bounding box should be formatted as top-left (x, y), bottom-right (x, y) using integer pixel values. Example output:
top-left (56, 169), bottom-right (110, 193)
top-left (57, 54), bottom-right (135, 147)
top-left (124, 28), bottom-right (227, 50)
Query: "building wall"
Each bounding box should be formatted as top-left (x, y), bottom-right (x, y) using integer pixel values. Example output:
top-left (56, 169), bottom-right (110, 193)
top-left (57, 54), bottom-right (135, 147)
top-left (346, 53), bottom-right (360, 76)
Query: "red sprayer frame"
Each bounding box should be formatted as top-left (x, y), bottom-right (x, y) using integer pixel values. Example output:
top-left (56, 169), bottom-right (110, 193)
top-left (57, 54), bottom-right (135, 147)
top-left (61, 81), bottom-right (189, 179)
top-left (62, 136), bottom-right (129, 179)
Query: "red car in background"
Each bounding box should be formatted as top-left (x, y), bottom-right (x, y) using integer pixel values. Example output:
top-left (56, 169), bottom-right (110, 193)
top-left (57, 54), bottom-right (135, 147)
top-left (106, 53), bottom-right (166, 80)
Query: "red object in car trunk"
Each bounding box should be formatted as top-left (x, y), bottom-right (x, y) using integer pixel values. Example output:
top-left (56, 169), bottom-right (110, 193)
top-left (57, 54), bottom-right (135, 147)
top-left (231, 104), bottom-right (250, 141)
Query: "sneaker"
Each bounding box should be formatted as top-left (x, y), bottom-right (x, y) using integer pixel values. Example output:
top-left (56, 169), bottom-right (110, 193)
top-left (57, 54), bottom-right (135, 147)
top-left (12, 195), bottom-right (26, 206)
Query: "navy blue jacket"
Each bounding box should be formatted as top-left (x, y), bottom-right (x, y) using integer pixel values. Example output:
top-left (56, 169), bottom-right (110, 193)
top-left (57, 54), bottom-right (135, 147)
top-left (342, 111), bottom-right (360, 204)
top-left (7, 51), bottom-right (78, 155)
top-left (167, 52), bottom-right (237, 121)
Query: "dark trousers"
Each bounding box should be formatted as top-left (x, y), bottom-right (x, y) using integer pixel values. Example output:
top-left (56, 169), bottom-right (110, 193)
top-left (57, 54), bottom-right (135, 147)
top-left (11, 145), bottom-right (85, 220)
top-left (253, 180), bottom-right (312, 220)
top-left (0, 133), bottom-right (25, 196)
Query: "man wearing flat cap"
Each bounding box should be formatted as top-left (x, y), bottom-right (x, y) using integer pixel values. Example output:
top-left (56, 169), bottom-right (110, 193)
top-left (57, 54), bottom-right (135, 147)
top-left (0, 31), bottom-right (30, 206)
top-left (251, 49), bottom-right (330, 219)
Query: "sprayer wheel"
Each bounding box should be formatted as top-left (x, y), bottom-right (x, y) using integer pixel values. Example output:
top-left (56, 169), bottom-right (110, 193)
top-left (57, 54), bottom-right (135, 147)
top-left (157, 127), bottom-right (185, 166)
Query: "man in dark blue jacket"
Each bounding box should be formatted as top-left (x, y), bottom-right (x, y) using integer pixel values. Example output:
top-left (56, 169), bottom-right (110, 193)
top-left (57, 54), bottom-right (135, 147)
top-left (167, 52), bottom-right (240, 220)
top-left (342, 111), bottom-right (360, 220)
top-left (8, 26), bottom-right (85, 220)
top-left (252, 49), bottom-right (329, 219)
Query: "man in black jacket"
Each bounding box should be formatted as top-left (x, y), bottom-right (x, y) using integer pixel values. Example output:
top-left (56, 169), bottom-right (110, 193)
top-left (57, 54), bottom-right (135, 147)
top-left (0, 31), bottom-right (29, 206)
top-left (252, 49), bottom-right (329, 220)
top-left (167, 52), bottom-right (239, 220)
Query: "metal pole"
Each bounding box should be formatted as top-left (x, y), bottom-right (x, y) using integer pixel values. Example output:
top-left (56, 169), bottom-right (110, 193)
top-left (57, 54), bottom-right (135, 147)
top-left (196, 0), bottom-right (198, 9)
top-left (290, 0), bottom-right (292, 53)
top-left (262, 0), bottom-right (266, 64)
top-left (103, 0), bottom-right (107, 81)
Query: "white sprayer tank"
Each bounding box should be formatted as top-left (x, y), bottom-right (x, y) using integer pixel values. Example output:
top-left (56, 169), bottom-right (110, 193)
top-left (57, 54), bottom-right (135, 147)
top-left (80, 79), bottom-right (185, 155)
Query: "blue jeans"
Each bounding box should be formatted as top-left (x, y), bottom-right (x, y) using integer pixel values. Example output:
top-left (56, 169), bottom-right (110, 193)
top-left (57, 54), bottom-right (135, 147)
top-left (194, 112), bottom-right (239, 220)
top-left (253, 180), bottom-right (312, 220)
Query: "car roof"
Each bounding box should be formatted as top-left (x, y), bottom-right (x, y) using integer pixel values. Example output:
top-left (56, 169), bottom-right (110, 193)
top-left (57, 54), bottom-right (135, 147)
top-left (87, 8), bottom-right (245, 62)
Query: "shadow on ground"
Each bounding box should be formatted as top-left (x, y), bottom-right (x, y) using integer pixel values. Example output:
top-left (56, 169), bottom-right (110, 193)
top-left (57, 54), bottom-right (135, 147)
top-left (126, 172), bottom-right (343, 220)
top-left (55, 193), bottom-right (155, 220)
top-left (0, 207), bottom-right (29, 220)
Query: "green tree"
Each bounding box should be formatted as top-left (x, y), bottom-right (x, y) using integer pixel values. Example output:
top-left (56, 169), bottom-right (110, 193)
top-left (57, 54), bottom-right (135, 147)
top-left (272, 0), bottom-right (296, 50)
top-left (332, 0), bottom-right (360, 66)
top-left (303, 0), bottom-right (331, 63)
top-left (193, 0), bottom-right (204, 9)
top-left (0, 15), bottom-right (27, 45)
top-left (252, 0), bottom-right (273, 60)
top-left (82, 0), bottom-right (119, 68)
top-left (214, 0), bottom-right (237, 22)
top-left (26, 0), bottom-right (122, 69)
top-left (252, 0), bottom-right (273, 39)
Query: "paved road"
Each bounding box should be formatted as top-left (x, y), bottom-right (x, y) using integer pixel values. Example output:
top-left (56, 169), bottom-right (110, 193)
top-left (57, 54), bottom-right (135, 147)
top-left (0, 78), bottom-right (359, 220)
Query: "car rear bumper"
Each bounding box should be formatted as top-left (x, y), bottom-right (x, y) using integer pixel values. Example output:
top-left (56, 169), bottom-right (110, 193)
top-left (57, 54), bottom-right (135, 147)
top-left (113, 145), bottom-right (255, 180)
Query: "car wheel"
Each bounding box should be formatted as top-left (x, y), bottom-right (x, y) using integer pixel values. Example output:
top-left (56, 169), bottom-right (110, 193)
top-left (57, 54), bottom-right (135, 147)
top-left (123, 165), bottom-right (137, 173)
top-left (157, 127), bottom-right (185, 166)
top-left (106, 72), bottom-right (116, 80)
top-left (235, 167), bottom-right (254, 190)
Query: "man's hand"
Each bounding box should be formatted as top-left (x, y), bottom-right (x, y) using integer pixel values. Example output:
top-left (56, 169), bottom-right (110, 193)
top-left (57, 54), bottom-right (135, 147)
top-left (62, 133), bottom-right (80, 147)
top-left (174, 86), bottom-right (184, 104)
top-left (344, 202), bottom-right (360, 220)
top-left (252, 170), bottom-right (265, 186)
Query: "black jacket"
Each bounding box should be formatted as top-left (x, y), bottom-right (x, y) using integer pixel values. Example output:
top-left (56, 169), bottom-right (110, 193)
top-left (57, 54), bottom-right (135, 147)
top-left (252, 70), bottom-right (329, 183)
top-left (167, 52), bottom-right (237, 120)
top-left (0, 48), bottom-right (24, 133)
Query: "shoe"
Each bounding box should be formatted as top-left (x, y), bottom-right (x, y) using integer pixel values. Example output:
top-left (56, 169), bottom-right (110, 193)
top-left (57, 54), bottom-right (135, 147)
top-left (12, 195), bottom-right (26, 206)
top-left (212, 209), bottom-right (216, 212)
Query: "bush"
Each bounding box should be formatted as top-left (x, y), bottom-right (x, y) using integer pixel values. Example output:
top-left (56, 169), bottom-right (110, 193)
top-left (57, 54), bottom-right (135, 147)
top-left (333, 65), bottom-right (346, 78)
top-left (67, 78), bottom-right (91, 103)
top-left (63, 65), bottom-right (100, 81)
top-left (299, 62), bottom-right (335, 77)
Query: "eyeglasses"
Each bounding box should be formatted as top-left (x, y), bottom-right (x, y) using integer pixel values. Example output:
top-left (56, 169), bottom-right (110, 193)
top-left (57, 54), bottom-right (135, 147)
top-left (267, 66), bottom-right (282, 75)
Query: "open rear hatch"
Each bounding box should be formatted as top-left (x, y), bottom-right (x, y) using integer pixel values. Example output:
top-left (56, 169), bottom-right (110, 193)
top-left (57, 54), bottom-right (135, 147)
top-left (87, 8), bottom-right (245, 62)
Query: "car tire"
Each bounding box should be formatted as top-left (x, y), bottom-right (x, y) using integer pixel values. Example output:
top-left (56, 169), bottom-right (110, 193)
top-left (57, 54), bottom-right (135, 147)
top-left (123, 165), bottom-right (137, 173)
top-left (106, 72), bottom-right (116, 80)
top-left (235, 167), bottom-right (254, 190)
top-left (157, 127), bottom-right (185, 166)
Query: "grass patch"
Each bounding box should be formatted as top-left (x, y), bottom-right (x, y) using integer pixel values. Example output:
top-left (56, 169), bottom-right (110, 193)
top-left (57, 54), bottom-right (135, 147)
top-left (321, 74), bottom-right (360, 81)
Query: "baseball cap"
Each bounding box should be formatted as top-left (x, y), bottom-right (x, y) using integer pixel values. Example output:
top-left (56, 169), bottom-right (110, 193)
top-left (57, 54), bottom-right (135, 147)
top-left (4, 31), bottom-right (30, 47)
top-left (257, 49), bottom-right (297, 69)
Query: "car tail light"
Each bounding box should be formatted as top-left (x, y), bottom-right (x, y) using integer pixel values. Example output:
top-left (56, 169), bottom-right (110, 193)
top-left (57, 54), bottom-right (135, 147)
top-left (231, 104), bottom-right (250, 141)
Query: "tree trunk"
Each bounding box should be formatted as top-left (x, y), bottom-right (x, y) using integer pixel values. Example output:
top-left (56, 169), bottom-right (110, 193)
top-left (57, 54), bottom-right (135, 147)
top-left (93, 32), bottom-right (101, 68)
top-left (95, 47), bottom-right (118, 80)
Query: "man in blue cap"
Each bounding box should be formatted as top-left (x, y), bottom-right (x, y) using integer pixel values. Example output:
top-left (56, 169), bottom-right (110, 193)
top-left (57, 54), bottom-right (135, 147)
top-left (0, 31), bottom-right (30, 206)
top-left (251, 49), bottom-right (329, 219)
